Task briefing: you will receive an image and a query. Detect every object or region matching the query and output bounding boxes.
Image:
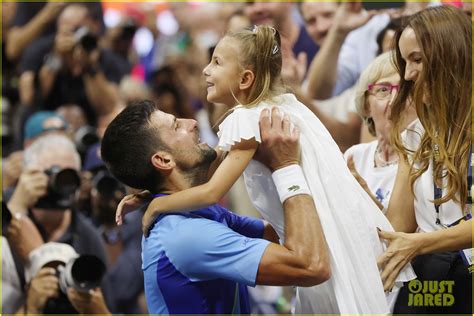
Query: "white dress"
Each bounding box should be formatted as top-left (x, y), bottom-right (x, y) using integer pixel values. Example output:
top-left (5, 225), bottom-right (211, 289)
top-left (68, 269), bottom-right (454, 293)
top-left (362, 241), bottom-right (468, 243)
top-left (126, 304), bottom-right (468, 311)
top-left (218, 94), bottom-right (415, 314)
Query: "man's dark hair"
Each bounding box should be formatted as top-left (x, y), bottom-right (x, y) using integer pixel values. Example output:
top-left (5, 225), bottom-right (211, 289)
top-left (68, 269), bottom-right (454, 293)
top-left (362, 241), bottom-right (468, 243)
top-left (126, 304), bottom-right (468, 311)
top-left (376, 17), bottom-right (403, 56)
top-left (101, 100), bottom-right (168, 192)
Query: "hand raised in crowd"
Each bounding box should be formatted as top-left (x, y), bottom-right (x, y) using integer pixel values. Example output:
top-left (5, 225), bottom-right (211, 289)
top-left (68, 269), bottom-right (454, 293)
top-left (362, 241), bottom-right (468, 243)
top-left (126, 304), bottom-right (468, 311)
top-left (333, 1), bottom-right (375, 36)
top-left (280, 38), bottom-right (307, 87)
top-left (8, 168), bottom-right (48, 214)
top-left (116, 190), bottom-right (152, 225)
top-left (2, 151), bottom-right (24, 189)
top-left (67, 287), bottom-right (111, 315)
top-left (25, 267), bottom-right (60, 314)
top-left (43, 1), bottom-right (67, 19)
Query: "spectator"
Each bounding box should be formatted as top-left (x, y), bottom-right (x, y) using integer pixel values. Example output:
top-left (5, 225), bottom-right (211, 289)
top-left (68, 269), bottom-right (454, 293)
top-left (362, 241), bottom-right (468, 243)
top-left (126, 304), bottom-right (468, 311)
top-left (82, 143), bottom-right (145, 314)
top-left (19, 4), bottom-right (128, 125)
top-left (5, 134), bottom-right (108, 313)
top-left (344, 51), bottom-right (417, 211)
top-left (244, 2), bottom-right (318, 70)
top-left (375, 6), bottom-right (472, 314)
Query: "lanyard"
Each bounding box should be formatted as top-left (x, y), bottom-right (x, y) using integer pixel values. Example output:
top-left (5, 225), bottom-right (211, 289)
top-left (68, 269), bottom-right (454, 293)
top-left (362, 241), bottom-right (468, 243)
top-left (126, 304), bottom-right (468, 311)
top-left (433, 147), bottom-right (472, 227)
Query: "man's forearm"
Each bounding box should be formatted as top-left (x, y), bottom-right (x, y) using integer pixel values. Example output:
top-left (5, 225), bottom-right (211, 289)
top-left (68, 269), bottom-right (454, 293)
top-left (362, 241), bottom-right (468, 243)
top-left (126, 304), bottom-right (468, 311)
top-left (273, 166), bottom-right (330, 272)
top-left (6, 9), bottom-right (55, 61)
top-left (84, 72), bottom-right (121, 116)
top-left (283, 194), bottom-right (329, 269)
top-left (306, 28), bottom-right (348, 100)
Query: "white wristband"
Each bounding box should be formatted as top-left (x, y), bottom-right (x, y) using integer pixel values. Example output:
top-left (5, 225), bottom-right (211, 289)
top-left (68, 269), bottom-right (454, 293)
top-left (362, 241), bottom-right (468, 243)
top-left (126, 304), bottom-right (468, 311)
top-left (272, 165), bottom-right (311, 204)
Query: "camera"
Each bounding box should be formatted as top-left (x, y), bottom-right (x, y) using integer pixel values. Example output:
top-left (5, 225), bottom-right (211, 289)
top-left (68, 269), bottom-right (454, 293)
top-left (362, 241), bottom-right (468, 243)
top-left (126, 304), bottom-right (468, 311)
top-left (26, 242), bottom-right (106, 293)
top-left (74, 125), bottom-right (100, 156)
top-left (35, 166), bottom-right (81, 210)
top-left (74, 26), bottom-right (98, 53)
top-left (93, 170), bottom-right (126, 199)
top-left (58, 255), bottom-right (106, 293)
top-left (120, 18), bottom-right (138, 42)
top-left (25, 242), bottom-right (106, 313)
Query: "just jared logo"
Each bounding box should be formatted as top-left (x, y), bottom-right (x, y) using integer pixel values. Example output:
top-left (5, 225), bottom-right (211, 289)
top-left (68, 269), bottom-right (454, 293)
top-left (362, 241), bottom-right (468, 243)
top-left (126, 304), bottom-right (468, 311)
top-left (408, 280), bottom-right (455, 307)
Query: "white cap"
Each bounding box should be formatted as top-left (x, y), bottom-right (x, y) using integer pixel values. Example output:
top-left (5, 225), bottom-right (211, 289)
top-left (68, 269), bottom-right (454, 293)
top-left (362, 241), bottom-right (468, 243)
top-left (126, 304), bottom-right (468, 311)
top-left (24, 242), bottom-right (78, 283)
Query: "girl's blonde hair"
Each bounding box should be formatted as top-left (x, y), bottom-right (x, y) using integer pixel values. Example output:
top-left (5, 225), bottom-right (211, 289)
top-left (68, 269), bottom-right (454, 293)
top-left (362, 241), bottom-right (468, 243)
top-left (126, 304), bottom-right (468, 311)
top-left (391, 6), bottom-right (472, 209)
top-left (226, 25), bottom-right (285, 107)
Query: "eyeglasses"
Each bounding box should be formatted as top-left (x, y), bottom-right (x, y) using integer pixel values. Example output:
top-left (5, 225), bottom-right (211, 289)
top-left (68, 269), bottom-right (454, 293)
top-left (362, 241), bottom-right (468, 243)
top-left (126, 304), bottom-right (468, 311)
top-left (367, 83), bottom-right (399, 100)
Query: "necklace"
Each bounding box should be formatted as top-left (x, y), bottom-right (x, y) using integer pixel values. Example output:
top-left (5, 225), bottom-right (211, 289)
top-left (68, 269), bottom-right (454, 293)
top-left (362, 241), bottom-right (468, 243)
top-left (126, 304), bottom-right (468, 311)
top-left (374, 143), bottom-right (398, 168)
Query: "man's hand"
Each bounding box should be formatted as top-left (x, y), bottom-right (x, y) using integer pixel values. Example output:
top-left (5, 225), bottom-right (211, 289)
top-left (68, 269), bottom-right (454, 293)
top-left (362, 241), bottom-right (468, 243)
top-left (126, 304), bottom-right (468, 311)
top-left (8, 168), bottom-right (48, 214)
top-left (333, 2), bottom-right (375, 36)
top-left (26, 267), bottom-right (60, 314)
top-left (67, 287), bottom-right (111, 314)
top-left (5, 213), bottom-right (44, 262)
top-left (255, 107), bottom-right (300, 172)
top-left (281, 38), bottom-right (307, 87)
top-left (2, 151), bottom-right (24, 189)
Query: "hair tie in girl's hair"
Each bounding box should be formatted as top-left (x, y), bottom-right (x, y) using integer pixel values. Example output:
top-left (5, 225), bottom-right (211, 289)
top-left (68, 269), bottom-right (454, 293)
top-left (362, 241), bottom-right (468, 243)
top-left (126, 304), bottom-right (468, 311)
top-left (252, 25), bottom-right (258, 33)
top-left (272, 44), bottom-right (279, 55)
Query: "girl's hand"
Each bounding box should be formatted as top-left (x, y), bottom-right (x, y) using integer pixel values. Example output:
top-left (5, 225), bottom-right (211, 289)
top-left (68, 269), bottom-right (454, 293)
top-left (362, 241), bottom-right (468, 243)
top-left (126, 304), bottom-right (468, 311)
top-left (142, 202), bottom-right (162, 237)
top-left (115, 190), bottom-right (151, 225)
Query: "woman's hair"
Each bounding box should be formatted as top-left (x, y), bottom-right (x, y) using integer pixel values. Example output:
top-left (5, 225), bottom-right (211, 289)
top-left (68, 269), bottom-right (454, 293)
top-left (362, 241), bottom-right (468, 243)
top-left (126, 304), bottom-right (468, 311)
top-left (226, 24), bottom-right (285, 107)
top-left (354, 51), bottom-right (398, 136)
top-left (390, 6), bottom-right (472, 208)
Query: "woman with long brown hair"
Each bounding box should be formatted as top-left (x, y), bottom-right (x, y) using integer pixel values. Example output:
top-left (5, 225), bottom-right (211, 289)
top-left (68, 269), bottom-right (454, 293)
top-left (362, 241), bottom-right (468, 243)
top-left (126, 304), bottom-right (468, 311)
top-left (377, 5), bottom-right (472, 313)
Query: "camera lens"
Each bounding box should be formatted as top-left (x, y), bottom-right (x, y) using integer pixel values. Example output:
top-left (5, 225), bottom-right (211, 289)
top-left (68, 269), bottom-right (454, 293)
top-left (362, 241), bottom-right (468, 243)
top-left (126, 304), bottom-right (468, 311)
top-left (74, 126), bottom-right (99, 155)
top-left (51, 169), bottom-right (81, 196)
top-left (70, 255), bottom-right (106, 288)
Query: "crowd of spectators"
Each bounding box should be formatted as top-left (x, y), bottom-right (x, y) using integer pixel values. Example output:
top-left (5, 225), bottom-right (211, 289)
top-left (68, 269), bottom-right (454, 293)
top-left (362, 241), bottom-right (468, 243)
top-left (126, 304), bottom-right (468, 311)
top-left (2, 1), bottom-right (472, 314)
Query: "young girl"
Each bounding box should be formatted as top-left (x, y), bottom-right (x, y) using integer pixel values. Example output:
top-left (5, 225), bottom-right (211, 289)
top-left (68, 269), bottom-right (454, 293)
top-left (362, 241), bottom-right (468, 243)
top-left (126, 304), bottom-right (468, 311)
top-left (120, 25), bottom-right (414, 314)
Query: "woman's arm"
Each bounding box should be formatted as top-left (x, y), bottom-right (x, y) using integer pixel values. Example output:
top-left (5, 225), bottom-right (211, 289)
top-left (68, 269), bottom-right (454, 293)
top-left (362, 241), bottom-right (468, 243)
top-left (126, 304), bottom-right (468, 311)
top-left (378, 219), bottom-right (472, 291)
top-left (146, 139), bottom-right (258, 214)
top-left (385, 156), bottom-right (418, 233)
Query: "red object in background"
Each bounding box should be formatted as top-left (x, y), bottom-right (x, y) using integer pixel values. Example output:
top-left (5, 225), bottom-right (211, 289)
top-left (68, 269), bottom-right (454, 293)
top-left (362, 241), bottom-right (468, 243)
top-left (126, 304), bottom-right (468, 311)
top-left (102, 2), bottom-right (169, 18)
top-left (441, 0), bottom-right (463, 7)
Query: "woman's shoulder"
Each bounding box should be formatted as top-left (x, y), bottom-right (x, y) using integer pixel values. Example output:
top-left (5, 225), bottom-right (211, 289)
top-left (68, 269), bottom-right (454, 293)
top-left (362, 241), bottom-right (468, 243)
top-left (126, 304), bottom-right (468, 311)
top-left (344, 140), bottom-right (377, 160)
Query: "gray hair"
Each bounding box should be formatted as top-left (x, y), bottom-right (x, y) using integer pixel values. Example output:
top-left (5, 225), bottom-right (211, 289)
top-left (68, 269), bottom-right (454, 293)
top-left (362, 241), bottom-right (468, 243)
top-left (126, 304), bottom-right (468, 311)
top-left (24, 134), bottom-right (81, 169)
top-left (354, 51), bottom-right (397, 136)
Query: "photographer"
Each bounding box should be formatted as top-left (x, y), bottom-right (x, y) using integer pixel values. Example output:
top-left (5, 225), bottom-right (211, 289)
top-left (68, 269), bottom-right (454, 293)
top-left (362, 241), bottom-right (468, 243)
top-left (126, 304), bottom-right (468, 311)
top-left (19, 4), bottom-right (128, 126)
top-left (82, 143), bottom-right (145, 313)
top-left (5, 133), bottom-right (108, 314)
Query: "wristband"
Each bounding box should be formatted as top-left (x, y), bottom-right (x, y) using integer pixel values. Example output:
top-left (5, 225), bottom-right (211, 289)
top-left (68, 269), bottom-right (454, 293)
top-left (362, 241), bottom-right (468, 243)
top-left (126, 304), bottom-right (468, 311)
top-left (272, 165), bottom-right (311, 204)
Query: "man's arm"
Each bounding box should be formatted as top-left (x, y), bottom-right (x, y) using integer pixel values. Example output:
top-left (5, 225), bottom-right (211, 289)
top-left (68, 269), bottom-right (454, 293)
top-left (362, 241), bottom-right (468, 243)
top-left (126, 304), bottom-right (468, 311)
top-left (6, 2), bottom-right (65, 61)
top-left (306, 2), bottom-right (373, 100)
top-left (254, 108), bottom-right (330, 286)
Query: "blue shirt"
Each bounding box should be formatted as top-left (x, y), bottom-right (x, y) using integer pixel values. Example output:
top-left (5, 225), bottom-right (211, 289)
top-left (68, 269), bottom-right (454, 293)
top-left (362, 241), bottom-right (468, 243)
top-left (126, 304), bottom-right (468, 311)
top-left (142, 204), bottom-right (270, 314)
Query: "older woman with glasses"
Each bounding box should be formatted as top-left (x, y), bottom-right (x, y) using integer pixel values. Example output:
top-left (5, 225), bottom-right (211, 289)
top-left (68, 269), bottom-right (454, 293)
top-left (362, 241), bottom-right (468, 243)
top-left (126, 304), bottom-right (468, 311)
top-left (344, 51), bottom-right (417, 210)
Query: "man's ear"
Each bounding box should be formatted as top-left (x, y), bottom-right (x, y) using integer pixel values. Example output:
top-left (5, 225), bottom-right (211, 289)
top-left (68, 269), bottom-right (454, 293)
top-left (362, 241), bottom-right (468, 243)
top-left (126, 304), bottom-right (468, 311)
top-left (151, 151), bottom-right (175, 171)
top-left (239, 70), bottom-right (255, 91)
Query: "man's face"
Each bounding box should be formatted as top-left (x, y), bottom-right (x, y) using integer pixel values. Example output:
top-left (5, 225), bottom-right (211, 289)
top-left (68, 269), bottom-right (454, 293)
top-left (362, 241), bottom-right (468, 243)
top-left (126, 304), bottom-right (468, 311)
top-left (151, 110), bottom-right (216, 171)
top-left (244, 2), bottom-right (292, 29)
top-left (301, 2), bottom-right (339, 46)
top-left (31, 148), bottom-right (80, 214)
